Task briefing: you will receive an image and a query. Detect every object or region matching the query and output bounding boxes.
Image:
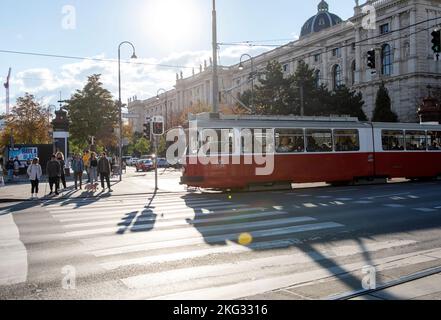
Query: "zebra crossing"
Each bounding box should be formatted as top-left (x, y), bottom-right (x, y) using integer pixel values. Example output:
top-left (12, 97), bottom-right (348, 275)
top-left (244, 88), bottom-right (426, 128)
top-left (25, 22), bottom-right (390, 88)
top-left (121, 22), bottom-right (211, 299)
top-left (18, 192), bottom-right (441, 300)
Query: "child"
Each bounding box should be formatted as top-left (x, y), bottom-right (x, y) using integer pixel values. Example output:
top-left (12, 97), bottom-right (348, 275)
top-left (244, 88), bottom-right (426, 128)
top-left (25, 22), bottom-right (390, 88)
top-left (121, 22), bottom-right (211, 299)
top-left (27, 158), bottom-right (42, 200)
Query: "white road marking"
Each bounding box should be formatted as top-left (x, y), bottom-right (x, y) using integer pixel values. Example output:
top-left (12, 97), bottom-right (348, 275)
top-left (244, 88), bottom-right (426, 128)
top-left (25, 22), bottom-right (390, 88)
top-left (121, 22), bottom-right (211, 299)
top-left (414, 208), bottom-right (437, 213)
top-left (102, 222), bottom-right (345, 271)
top-left (57, 206), bottom-right (263, 224)
top-left (137, 240), bottom-right (419, 299)
top-left (383, 204), bottom-right (406, 208)
top-left (0, 214), bottom-right (28, 286)
top-left (63, 210), bottom-right (288, 230)
top-left (63, 216), bottom-right (319, 238)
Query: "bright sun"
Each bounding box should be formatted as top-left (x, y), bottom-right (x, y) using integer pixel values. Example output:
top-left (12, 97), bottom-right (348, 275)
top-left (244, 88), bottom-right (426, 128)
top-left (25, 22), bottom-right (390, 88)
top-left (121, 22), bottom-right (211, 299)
top-left (142, 0), bottom-right (203, 48)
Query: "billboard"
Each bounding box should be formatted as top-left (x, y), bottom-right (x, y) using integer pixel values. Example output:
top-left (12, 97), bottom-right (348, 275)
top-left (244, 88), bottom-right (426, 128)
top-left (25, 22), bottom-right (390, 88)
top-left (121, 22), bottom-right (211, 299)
top-left (8, 147), bottom-right (38, 162)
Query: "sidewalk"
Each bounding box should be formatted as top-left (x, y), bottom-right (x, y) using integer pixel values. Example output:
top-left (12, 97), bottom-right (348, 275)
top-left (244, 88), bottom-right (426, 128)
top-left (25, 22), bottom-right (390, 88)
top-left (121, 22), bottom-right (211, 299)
top-left (0, 168), bottom-right (188, 202)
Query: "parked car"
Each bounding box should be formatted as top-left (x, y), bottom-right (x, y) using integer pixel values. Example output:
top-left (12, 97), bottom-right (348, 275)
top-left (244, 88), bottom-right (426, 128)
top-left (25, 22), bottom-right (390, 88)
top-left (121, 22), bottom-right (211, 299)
top-left (136, 159), bottom-right (154, 172)
top-left (156, 158), bottom-right (171, 168)
top-left (127, 158), bottom-right (139, 166)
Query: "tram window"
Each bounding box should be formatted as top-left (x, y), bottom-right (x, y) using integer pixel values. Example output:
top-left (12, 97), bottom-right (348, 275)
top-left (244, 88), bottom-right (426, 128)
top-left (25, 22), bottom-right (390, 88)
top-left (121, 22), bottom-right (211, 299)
top-left (405, 131), bottom-right (427, 151)
top-left (334, 129), bottom-right (360, 152)
top-left (382, 130), bottom-right (405, 151)
top-left (306, 129), bottom-right (333, 153)
top-left (241, 129), bottom-right (272, 154)
top-left (201, 129), bottom-right (235, 155)
top-left (275, 129), bottom-right (305, 153)
top-left (427, 131), bottom-right (441, 150)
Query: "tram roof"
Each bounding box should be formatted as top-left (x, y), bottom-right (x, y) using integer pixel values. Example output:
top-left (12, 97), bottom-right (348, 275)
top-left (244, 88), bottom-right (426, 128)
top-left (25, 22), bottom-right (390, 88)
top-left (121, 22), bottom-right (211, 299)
top-left (188, 113), bottom-right (441, 130)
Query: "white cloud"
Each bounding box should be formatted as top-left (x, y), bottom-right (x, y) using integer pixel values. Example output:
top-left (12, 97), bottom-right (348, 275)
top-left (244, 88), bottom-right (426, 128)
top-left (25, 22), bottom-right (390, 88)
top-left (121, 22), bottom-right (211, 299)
top-left (0, 46), bottom-right (272, 114)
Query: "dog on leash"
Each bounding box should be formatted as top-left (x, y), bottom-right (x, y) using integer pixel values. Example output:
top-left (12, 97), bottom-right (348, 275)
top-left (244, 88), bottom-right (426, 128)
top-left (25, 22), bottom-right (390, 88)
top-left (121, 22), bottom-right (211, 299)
top-left (85, 183), bottom-right (99, 192)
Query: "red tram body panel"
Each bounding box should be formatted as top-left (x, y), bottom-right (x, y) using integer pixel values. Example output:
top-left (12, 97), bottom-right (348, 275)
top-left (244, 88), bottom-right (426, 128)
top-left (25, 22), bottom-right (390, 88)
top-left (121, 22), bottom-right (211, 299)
top-left (180, 114), bottom-right (441, 190)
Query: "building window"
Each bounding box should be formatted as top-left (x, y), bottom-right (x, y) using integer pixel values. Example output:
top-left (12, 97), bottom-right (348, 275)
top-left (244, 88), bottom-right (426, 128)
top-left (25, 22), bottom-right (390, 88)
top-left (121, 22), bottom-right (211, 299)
top-left (351, 43), bottom-right (356, 51)
top-left (351, 61), bottom-right (356, 85)
top-left (381, 44), bottom-right (393, 76)
top-left (332, 65), bottom-right (342, 90)
top-left (314, 54), bottom-right (320, 62)
top-left (283, 64), bottom-right (289, 73)
top-left (319, 18), bottom-right (325, 26)
top-left (380, 23), bottom-right (390, 35)
top-left (314, 70), bottom-right (321, 88)
top-left (332, 48), bottom-right (341, 58)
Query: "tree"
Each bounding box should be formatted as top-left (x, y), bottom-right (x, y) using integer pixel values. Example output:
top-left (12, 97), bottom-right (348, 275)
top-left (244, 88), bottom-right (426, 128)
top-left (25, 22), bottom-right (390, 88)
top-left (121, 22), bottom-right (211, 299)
top-left (65, 74), bottom-right (119, 148)
top-left (292, 61), bottom-right (318, 116)
top-left (0, 93), bottom-right (51, 146)
top-left (253, 61), bottom-right (296, 115)
top-left (372, 82), bottom-right (398, 122)
top-left (133, 137), bottom-right (151, 156)
top-left (328, 86), bottom-right (367, 121)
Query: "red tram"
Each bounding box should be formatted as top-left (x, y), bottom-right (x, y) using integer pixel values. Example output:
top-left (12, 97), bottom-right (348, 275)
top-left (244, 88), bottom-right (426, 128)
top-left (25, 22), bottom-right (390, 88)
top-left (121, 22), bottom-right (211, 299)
top-left (180, 113), bottom-right (441, 190)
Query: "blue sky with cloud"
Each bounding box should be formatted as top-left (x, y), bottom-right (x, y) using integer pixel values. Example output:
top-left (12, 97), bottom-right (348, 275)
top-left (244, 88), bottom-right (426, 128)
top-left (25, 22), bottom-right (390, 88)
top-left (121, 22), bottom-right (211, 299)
top-left (0, 0), bottom-right (357, 113)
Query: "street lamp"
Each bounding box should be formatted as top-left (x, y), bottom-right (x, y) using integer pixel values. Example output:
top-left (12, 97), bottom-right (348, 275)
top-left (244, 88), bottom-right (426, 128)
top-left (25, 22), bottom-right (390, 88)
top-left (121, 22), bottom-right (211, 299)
top-left (238, 53), bottom-right (255, 114)
top-left (47, 104), bottom-right (57, 153)
top-left (118, 41), bottom-right (137, 182)
top-left (156, 88), bottom-right (168, 130)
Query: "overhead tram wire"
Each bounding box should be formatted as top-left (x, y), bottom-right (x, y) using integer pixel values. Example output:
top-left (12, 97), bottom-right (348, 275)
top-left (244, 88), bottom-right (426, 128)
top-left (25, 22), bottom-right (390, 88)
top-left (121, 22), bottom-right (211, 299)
top-left (219, 16), bottom-right (441, 51)
top-left (0, 49), bottom-right (196, 70)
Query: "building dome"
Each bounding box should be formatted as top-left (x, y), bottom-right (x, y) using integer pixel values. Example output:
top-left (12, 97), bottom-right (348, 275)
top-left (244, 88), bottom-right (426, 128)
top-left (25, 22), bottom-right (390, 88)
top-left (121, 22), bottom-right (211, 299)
top-left (300, 1), bottom-right (343, 38)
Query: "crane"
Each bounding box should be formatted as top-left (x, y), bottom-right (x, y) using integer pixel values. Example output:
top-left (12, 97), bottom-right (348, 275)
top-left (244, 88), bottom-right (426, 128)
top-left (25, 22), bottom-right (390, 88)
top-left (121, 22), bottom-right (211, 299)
top-left (3, 68), bottom-right (11, 114)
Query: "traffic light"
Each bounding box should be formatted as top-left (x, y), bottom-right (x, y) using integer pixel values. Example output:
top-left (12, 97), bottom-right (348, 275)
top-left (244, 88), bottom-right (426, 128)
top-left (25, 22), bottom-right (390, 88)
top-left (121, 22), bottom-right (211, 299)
top-left (152, 119), bottom-right (164, 136)
top-left (431, 29), bottom-right (440, 53)
top-left (367, 49), bottom-right (376, 69)
top-left (143, 120), bottom-right (151, 140)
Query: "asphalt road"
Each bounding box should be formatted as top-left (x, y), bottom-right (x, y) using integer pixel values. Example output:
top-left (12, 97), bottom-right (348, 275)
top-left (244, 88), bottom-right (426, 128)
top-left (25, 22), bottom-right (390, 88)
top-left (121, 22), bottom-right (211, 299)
top-left (1, 175), bottom-right (441, 300)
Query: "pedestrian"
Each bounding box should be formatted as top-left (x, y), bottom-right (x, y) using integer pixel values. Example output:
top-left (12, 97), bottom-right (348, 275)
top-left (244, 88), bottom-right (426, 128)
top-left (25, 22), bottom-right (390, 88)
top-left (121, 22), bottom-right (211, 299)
top-left (6, 158), bottom-right (14, 182)
top-left (71, 154), bottom-right (84, 190)
top-left (89, 152), bottom-right (98, 185)
top-left (98, 152), bottom-right (112, 192)
top-left (13, 157), bottom-right (20, 179)
top-left (46, 154), bottom-right (61, 196)
top-left (83, 150), bottom-right (91, 183)
top-left (56, 152), bottom-right (67, 190)
top-left (27, 157), bottom-right (42, 200)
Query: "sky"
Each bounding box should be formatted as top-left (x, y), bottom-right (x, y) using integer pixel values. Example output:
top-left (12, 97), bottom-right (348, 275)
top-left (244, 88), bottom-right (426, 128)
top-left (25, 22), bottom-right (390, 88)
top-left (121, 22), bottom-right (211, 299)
top-left (0, 0), bottom-right (358, 114)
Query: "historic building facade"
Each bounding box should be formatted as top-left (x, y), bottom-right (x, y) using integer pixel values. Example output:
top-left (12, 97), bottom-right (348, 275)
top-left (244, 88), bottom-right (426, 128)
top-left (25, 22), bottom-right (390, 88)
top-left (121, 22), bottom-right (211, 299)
top-left (129, 0), bottom-right (441, 133)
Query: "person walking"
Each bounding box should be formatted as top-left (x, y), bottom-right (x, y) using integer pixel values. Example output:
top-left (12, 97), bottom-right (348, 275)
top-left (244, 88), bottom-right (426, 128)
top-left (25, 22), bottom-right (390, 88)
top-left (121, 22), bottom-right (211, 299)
top-left (56, 152), bottom-right (67, 190)
top-left (71, 154), bottom-right (84, 190)
top-left (6, 158), bottom-right (14, 182)
top-left (83, 150), bottom-right (91, 183)
top-left (27, 158), bottom-right (42, 200)
top-left (46, 154), bottom-right (61, 196)
top-left (13, 157), bottom-right (20, 179)
top-left (89, 152), bottom-right (98, 185)
top-left (98, 152), bottom-right (112, 192)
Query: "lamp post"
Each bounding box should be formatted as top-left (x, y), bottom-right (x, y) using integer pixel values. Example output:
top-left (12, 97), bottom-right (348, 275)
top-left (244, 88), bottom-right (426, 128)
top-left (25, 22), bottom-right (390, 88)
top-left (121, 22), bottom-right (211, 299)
top-left (212, 0), bottom-right (219, 113)
top-left (156, 88), bottom-right (168, 130)
top-left (47, 104), bottom-right (57, 153)
top-left (238, 54), bottom-right (255, 114)
top-left (118, 41), bottom-right (137, 182)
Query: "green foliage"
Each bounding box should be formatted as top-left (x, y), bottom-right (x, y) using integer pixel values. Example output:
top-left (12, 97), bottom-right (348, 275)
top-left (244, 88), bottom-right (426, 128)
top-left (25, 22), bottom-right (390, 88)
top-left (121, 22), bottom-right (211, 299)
top-left (238, 60), bottom-right (367, 121)
top-left (372, 82), bottom-right (398, 122)
top-left (133, 137), bottom-right (151, 156)
top-left (65, 74), bottom-right (119, 147)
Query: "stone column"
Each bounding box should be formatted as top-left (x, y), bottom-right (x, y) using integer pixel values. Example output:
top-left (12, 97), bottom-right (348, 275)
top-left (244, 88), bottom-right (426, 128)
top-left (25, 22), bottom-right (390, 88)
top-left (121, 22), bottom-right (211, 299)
top-left (393, 14), bottom-right (401, 75)
top-left (409, 8), bottom-right (417, 73)
top-left (355, 27), bottom-right (362, 84)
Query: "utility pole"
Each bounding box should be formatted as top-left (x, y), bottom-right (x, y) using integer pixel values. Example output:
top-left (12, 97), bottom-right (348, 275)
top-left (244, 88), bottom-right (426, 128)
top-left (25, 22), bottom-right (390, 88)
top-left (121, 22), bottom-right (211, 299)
top-left (3, 68), bottom-right (11, 115)
top-left (212, 0), bottom-right (219, 113)
top-left (300, 81), bottom-right (305, 117)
